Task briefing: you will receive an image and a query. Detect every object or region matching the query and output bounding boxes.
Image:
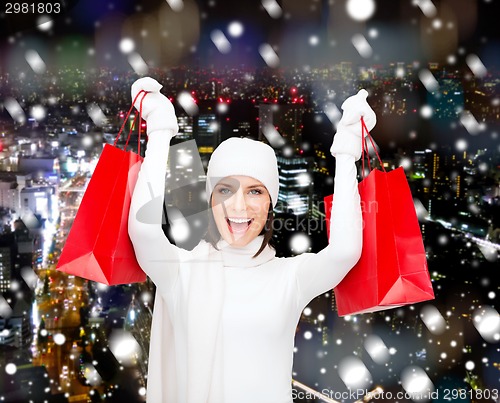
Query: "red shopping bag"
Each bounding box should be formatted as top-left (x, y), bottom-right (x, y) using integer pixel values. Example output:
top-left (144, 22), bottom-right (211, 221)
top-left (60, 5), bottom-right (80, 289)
top-left (56, 91), bottom-right (148, 285)
top-left (324, 120), bottom-right (434, 316)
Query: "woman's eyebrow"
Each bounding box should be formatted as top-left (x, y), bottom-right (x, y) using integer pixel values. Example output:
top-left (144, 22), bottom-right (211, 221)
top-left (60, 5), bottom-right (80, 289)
top-left (215, 183), bottom-right (264, 190)
top-left (215, 182), bottom-right (238, 188)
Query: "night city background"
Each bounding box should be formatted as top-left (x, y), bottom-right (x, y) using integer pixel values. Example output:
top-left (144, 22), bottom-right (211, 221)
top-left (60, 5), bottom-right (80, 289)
top-left (0, 0), bottom-right (499, 402)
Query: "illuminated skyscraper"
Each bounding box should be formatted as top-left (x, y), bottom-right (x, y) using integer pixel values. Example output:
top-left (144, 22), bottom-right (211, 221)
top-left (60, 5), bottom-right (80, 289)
top-left (0, 245), bottom-right (12, 293)
top-left (275, 155), bottom-right (313, 216)
top-left (258, 104), bottom-right (306, 150)
top-left (191, 112), bottom-right (220, 176)
top-left (177, 115), bottom-right (194, 139)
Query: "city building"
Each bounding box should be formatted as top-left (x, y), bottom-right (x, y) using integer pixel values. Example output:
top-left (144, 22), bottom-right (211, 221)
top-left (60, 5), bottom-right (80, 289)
top-left (20, 185), bottom-right (55, 221)
top-left (0, 172), bottom-right (33, 214)
top-left (0, 296), bottom-right (32, 348)
top-left (276, 155), bottom-right (314, 216)
top-left (124, 290), bottom-right (153, 386)
top-left (177, 115), bottom-right (194, 139)
top-left (233, 121), bottom-right (252, 138)
top-left (0, 60), bottom-right (499, 402)
top-left (258, 104), bottom-right (306, 150)
top-left (0, 178), bottom-right (19, 213)
top-left (0, 234), bottom-right (15, 293)
top-left (7, 302), bottom-right (32, 347)
top-left (164, 139), bottom-right (209, 249)
top-left (195, 113), bottom-right (219, 154)
top-left (18, 156), bottom-right (60, 178)
top-left (0, 326), bottom-right (15, 345)
top-left (408, 149), bottom-right (434, 212)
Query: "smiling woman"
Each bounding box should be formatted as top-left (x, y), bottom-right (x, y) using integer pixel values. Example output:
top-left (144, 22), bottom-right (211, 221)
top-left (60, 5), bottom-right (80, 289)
top-left (202, 136), bottom-right (280, 256)
top-left (127, 77), bottom-right (374, 403)
top-left (211, 175), bottom-right (271, 248)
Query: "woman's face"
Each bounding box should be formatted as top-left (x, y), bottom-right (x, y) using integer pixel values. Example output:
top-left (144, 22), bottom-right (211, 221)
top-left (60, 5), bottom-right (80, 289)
top-left (211, 175), bottom-right (271, 247)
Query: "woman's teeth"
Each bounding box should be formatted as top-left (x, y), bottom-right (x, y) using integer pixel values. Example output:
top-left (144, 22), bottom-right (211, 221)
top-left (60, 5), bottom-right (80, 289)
top-left (227, 218), bottom-right (251, 223)
top-left (226, 218), bottom-right (253, 234)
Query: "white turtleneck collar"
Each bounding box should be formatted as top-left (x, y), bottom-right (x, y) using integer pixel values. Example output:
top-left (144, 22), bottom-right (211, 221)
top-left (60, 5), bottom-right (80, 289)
top-left (216, 235), bottom-right (276, 268)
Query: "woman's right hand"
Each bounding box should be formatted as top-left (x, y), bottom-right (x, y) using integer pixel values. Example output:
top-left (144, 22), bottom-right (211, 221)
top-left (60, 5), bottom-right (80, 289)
top-left (131, 77), bottom-right (179, 136)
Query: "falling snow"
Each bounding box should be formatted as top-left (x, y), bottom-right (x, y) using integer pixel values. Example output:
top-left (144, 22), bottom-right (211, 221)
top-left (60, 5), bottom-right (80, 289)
top-left (351, 34), bottom-right (373, 58)
top-left (0, 0), bottom-right (498, 401)
top-left (401, 366), bottom-right (434, 397)
top-left (262, 123), bottom-right (286, 148)
top-left (36, 15), bottom-right (54, 32)
top-left (177, 91), bottom-right (199, 116)
top-left (346, 0), bottom-right (376, 22)
top-left (420, 104), bottom-right (433, 119)
top-left (414, 0), bottom-right (437, 18)
top-left (30, 104), bottom-right (47, 121)
top-left (119, 38), bottom-right (136, 54)
top-left (128, 52), bottom-right (149, 75)
top-left (261, 0), bottom-right (282, 19)
top-left (459, 110), bottom-right (485, 135)
top-left (86, 103), bottom-right (108, 127)
top-left (338, 356), bottom-right (372, 389)
top-left (4, 97), bottom-right (26, 124)
top-left (258, 43), bottom-right (280, 68)
top-left (418, 69), bottom-right (439, 92)
top-left (25, 49), bottom-right (47, 74)
top-left (227, 21), bottom-right (244, 38)
top-left (465, 54), bottom-right (488, 78)
top-left (211, 30), bottom-right (232, 54)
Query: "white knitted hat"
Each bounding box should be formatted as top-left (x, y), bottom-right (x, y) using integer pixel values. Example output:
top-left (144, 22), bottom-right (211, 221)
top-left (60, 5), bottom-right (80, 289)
top-left (206, 137), bottom-right (279, 207)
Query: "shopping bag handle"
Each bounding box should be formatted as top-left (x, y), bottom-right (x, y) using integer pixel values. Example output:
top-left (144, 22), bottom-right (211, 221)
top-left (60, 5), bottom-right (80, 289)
top-left (361, 117), bottom-right (386, 178)
top-left (113, 89), bottom-right (148, 155)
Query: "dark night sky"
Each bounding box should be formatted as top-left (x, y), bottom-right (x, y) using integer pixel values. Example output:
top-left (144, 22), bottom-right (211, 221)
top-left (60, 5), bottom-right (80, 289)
top-left (1, 0), bottom-right (499, 70)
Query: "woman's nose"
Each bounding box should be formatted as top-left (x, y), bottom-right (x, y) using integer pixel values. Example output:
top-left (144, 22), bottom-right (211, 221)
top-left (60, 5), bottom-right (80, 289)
top-left (230, 189), bottom-right (247, 211)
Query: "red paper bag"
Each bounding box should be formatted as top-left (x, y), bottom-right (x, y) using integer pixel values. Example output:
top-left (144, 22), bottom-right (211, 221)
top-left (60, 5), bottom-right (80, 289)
top-left (56, 91), bottom-right (147, 285)
top-left (324, 123), bottom-right (434, 316)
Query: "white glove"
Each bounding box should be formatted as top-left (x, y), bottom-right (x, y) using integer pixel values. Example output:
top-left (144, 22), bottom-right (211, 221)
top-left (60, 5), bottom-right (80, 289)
top-left (130, 77), bottom-right (179, 136)
top-left (330, 89), bottom-right (376, 160)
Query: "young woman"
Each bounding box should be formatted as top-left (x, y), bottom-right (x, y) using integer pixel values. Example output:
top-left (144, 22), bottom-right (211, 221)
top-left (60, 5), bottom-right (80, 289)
top-left (128, 77), bottom-right (376, 403)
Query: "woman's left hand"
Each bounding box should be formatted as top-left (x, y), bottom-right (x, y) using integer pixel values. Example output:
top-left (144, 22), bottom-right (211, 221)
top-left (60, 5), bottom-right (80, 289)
top-left (338, 89), bottom-right (376, 130)
top-left (330, 89), bottom-right (376, 160)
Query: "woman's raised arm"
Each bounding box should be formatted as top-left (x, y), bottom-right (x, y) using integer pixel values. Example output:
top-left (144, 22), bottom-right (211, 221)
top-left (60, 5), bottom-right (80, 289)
top-left (294, 89), bottom-right (376, 308)
top-left (128, 77), bottom-right (183, 296)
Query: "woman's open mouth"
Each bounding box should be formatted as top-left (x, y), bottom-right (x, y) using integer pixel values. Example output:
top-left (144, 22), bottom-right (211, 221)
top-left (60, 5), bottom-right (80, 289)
top-left (226, 217), bottom-right (254, 234)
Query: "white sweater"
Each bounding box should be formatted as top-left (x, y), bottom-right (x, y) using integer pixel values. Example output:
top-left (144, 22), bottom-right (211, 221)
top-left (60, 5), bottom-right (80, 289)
top-left (128, 132), bottom-right (362, 403)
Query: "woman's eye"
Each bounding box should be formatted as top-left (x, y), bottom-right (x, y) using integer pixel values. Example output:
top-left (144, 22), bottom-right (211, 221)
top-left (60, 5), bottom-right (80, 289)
top-left (249, 189), bottom-right (262, 195)
top-left (218, 188), bottom-right (231, 195)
